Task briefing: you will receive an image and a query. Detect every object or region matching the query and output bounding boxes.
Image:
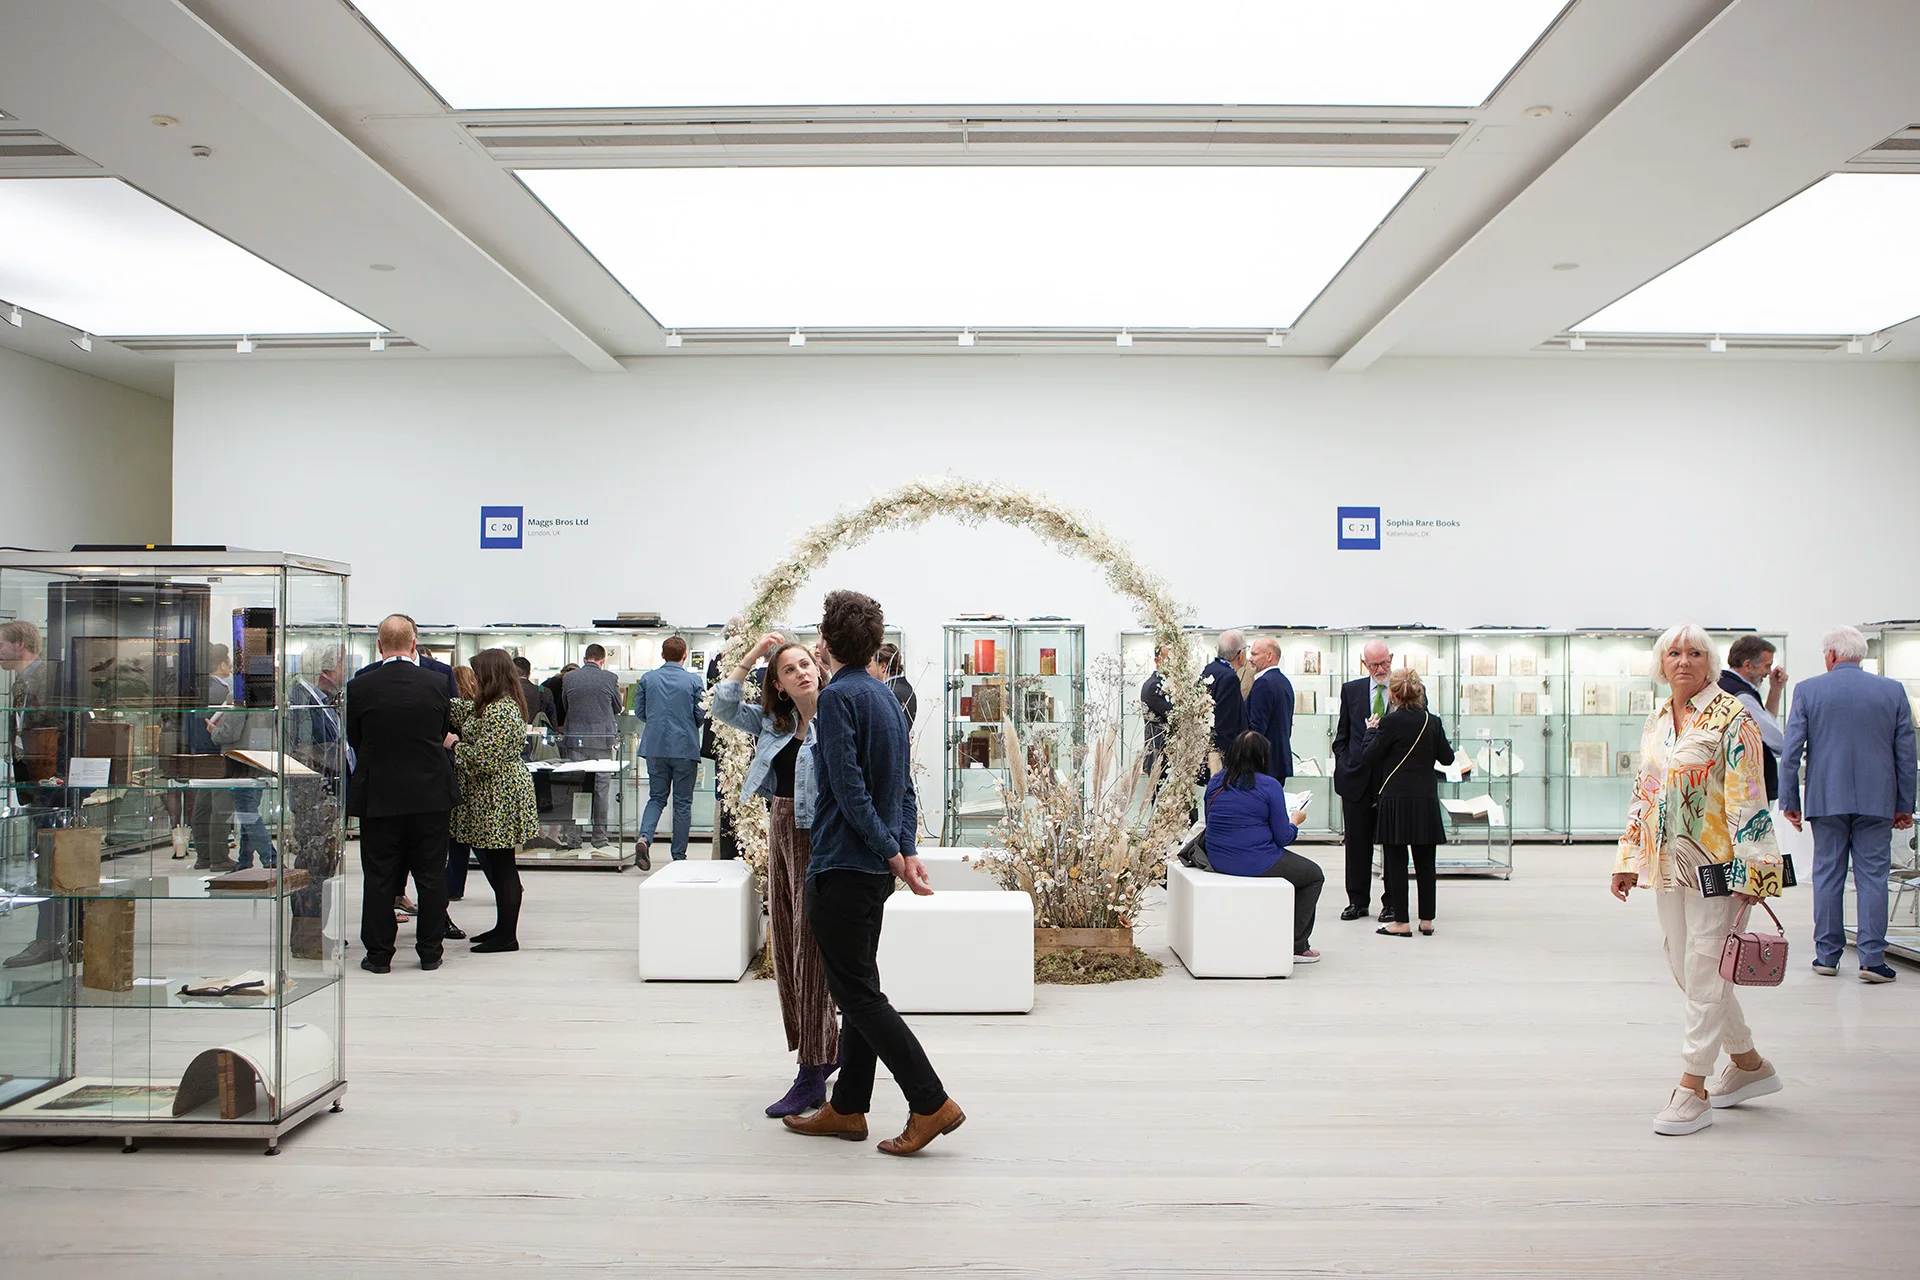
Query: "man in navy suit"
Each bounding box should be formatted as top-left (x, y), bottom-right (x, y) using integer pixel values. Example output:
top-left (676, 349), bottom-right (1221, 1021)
top-left (1200, 630), bottom-right (1248, 764)
top-left (1244, 637), bottom-right (1295, 782)
top-left (1332, 637), bottom-right (1394, 920)
top-left (1780, 625), bottom-right (1916, 984)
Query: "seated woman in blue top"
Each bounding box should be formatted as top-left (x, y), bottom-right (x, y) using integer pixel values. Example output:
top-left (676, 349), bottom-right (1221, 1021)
top-left (710, 632), bottom-right (839, 1119)
top-left (1202, 730), bottom-right (1326, 963)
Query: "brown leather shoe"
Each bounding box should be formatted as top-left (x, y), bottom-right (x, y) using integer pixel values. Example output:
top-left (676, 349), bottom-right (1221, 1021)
top-left (877, 1098), bottom-right (965, 1156)
top-left (782, 1103), bottom-right (868, 1141)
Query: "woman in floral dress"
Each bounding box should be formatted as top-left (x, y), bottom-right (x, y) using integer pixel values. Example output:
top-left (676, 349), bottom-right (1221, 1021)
top-left (451, 648), bottom-right (540, 954)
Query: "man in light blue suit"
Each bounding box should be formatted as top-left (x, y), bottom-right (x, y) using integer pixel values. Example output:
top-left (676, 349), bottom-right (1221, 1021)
top-left (1780, 625), bottom-right (1916, 984)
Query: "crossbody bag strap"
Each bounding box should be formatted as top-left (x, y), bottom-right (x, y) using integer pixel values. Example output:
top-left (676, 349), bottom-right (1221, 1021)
top-left (1381, 710), bottom-right (1429, 789)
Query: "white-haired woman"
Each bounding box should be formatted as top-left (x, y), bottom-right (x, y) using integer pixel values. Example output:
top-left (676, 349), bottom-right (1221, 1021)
top-left (1613, 623), bottom-right (1786, 1136)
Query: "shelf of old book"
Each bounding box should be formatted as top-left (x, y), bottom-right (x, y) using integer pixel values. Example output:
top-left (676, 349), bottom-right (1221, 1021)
top-left (0, 549), bottom-right (349, 1150)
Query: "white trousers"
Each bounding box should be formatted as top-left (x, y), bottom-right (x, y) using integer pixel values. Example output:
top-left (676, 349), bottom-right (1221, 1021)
top-left (1656, 888), bottom-right (1756, 1076)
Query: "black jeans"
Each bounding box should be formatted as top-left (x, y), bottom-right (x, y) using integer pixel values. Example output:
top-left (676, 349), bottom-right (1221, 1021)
top-left (446, 839), bottom-right (472, 900)
top-left (474, 847), bottom-right (522, 943)
top-left (1341, 797), bottom-right (1377, 911)
top-left (359, 810), bottom-right (450, 964)
top-left (1382, 844), bottom-right (1437, 925)
top-left (1259, 850), bottom-right (1326, 953)
top-left (804, 870), bottom-right (947, 1116)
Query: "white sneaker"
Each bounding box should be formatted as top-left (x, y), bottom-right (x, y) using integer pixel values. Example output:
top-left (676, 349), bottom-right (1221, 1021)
top-left (1653, 1087), bottom-right (1713, 1136)
top-left (1292, 949), bottom-right (1321, 964)
top-left (1707, 1060), bottom-right (1782, 1109)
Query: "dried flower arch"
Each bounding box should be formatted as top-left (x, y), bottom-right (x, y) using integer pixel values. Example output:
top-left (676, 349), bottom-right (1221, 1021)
top-left (712, 478), bottom-right (1212, 874)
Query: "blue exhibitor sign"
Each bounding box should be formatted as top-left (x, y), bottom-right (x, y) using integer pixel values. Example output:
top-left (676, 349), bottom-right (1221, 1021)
top-left (1337, 506), bottom-right (1381, 551)
top-left (480, 505), bottom-right (524, 549)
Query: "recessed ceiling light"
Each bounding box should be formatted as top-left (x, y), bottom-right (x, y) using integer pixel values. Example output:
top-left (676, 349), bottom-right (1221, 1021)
top-left (1524, 105), bottom-right (1553, 118)
top-left (356, 0), bottom-right (1567, 109)
top-left (1574, 174), bottom-right (1920, 335)
top-left (189, 145), bottom-right (212, 159)
top-left (369, 263), bottom-right (397, 272)
top-left (149, 115), bottom-right (177, 128)
top-left (1552, 262), bottom-right (1579, 271)
top-left (522, 166), bottom-right (1421, 329)
top-left (0, 177), bottom-right (385, 336)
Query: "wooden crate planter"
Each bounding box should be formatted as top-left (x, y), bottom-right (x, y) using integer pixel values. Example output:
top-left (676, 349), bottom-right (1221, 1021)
top-left (1034, 926), bottom-right (1133, 957)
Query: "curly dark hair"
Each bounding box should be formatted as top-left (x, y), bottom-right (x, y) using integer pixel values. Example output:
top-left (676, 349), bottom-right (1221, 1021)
top-left (820, 589), bottom-right (885, 668)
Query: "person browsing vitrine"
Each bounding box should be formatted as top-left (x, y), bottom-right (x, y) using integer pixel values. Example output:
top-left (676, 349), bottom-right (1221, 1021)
top-left (1357, 668), bottom-right (1468, 939)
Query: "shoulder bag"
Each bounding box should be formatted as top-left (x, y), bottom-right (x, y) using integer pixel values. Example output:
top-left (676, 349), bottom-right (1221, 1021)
top-left (1719, 899), bottom-right (1788, 986)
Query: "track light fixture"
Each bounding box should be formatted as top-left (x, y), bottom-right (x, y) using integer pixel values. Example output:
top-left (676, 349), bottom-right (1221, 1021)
top-left (1568, 336), bottom-right (1586, 352)
top-left (664, 331), bottom-right (682, 348)
top-left (1870, 333), bottom-right (1893, 354)
top-left (957, 331), bottom-right (975, 347)
top-left (71, 332), bottom-right (92, 352)
top-left (1847, 337), bottom-right (1866, 355)
top-left (369, 336), bottom-right (387, 352)
top-left (1115, 330), bottom-right (1133, 348)
top-left (789, 329), bottom-right (806, 347)
top-left (5, 303), bottom-right (20, 328)
top-left (1707, 336), bottom-right (1727, 353)
top-left (1266, 331), bottom-right (1285, 348)
top-left (235, 336), bottom-right (254, 354)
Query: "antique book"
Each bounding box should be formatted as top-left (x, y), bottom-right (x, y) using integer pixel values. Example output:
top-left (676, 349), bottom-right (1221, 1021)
top-left (1570, 741), bottom-right (1610, 778)
top-left (1300, 650), bottom-right (1321, 676)
top-left (207, 867), bottom-right (310, 893)
top-left (959, 695), bottom-right (973, 719)
top-left (1294, 688), bottom-right (1317, 715)
top-left (1509, 654), bottom-right (1537, 677)
top-left (1462, 682), bottom-right (1494, 716)
top-left (1038, 648), bottom-right (1057, 676)
top-left (38, 826), bottom-right (104, 892)
top-left (970, 683), bottom-right (1005, 723)
top-left (216, 1050), bottom-right (259, 1121)
top-left (1627, 689), bottom-right (1656, 716)
top-left (1469, 653), bottom-right (1496, 677)
top-left (83, 898), bottom-right (136, 992)
top-left (1021, 688), bottom-right (1055, 723)
top-left (1582, 682), bottom-right (1617, 716)
top-left (1627, 649), bottom-right (1653, 677)
top-left (1403, 651), bottom-right (1430, 676)
top-left (1513, 692), bottom-right (1539, 716)
top-left (972, 638), bottom-right (997, 676)
top-left (1616, 750), bottom-right (1642, 776)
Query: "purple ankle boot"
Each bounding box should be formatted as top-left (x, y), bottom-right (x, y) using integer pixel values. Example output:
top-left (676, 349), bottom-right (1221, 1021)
top-left (765, 1064), bottom-right (833, 1118)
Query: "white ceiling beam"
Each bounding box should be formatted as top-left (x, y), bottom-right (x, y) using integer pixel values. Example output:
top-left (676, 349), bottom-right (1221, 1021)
top-left (1332, 0), bottom-right (1920, 370)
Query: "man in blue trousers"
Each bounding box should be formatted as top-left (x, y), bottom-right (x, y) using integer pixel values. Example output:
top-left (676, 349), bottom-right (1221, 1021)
top-left (1780, 625), bottom-right (1916, 984)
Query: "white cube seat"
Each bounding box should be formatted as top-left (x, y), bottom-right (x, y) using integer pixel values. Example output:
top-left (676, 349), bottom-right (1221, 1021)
top-left (1166, 860), bottom-right (1296, 978)
top-left (913, 845), bottom-right (1002, 892)
top-left (637, 860), bottom-right (761, 981)
top-left (876, 890), bottom-right (1034, 1013)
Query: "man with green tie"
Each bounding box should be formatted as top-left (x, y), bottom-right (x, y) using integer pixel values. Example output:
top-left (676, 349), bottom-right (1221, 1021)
top-left (1332, 637), bottom-right (1394, 922)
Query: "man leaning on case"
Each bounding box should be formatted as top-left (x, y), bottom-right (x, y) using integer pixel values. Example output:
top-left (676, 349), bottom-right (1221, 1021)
top-left (1780, 625), bottom-right (1916, 984)
top-left (345, 615), bottom-right (458, 974)
top-left (1333, 638), bottom-right (1394, 922)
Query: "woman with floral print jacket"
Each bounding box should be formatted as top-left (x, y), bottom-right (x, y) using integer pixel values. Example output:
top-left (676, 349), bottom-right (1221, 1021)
top-left (450, 648), bottom-right (539, 954)
top-left (1613, 623), bottom-right (1785, 1137)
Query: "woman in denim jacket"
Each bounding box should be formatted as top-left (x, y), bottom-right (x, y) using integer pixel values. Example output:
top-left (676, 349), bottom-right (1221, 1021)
top-left (711, 633), bottom-right (839, 1118)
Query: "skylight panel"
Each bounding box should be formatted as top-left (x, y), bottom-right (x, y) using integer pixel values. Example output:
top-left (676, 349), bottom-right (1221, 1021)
top-left (0, 177), bottom-right (380, 336)
top-left (520, 166), bottom-right (1420, 330)
top-left (1574, 174), bottom-right (1920, 335)
top-left (355, 0), bottom-right (1565, 109)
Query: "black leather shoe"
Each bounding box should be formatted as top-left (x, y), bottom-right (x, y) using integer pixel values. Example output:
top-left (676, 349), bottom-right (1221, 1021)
top-left (443, 923), bottom-right (467, 940)
top-left (359, 957), bottom-right (391, 974)
top-left (471, 938), bottom-right (519, 953)
top-left (420, 956), bottom-right (443, 971)
top-left (1339, 905), bottom-right (1366, 922)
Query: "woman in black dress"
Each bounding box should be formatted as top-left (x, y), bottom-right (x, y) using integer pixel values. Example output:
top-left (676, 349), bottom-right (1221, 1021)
top-left (1359, 668), bottom-right (1469, 937)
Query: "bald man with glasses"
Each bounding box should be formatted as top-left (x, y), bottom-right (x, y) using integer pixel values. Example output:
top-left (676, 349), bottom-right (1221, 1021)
top-left (1333, 640), bottom-right (1394, 921)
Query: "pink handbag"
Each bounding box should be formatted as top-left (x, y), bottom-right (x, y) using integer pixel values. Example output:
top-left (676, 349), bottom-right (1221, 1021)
top-left (1719, 900), bottom-right (1789, 987)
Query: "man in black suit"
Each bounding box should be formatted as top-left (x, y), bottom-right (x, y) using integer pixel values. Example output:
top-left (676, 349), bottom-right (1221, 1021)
top-left (1244, 636), bottom-right (1295, 782)
top-left (1332, 637), bottom-right (1394, 921)
top-left (1200, 630), bottom-right (1248, 770)
top-left (345, 616), bottom-right (458, 973)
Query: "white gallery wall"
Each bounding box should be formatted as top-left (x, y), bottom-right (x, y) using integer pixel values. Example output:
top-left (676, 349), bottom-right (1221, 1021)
top-left (174, 353), bottom-right (1918, 806)
top-left (0, 344), bottom-right (172, 549)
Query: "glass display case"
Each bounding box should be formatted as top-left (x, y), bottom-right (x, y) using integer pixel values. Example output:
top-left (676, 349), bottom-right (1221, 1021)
top-left (1564, 629), bottom-right (1662, 838)
top-left (1440, 736), bottom-right (1516, 876)
top-left (1453, 631), bottom-right (1564, 839)
top-left (943, 621), bottom-right (1017, 846)
top-left (601, 625), bottom-right (725, 844)
top-left (1249, 629), bottom-right (1342, 840)
top-left (0, 549), bottom-right (349, 1152)
top-left (1857, 622), bottom-right (1920, 964)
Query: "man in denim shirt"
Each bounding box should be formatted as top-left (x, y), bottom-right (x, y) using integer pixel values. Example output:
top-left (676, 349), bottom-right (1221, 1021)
top-left (784, 590), bottom-right (965, 1156)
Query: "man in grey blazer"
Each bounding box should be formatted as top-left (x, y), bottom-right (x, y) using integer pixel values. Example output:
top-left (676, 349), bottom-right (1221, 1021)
top-left (561, 645), bottom-right (625, 851)
top-left (1780, 625), bottom-right (1916, 984)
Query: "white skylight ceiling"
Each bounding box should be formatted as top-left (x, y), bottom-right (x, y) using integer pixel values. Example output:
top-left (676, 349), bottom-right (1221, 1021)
top-left (0, 177), bottom-right (381, 336)
top-left (355, 0), bottom-right (1567, 109)
top-left (520, 166), bottom-right (1422, 330)
top-left (1575, 174), bottom-right (1920, 335)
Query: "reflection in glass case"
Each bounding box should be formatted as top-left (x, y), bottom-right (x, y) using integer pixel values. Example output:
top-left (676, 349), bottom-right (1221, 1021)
top-left (1857, 622), bottom-right (1920, 964)
top-left (942, 621), bottom-right (1084, 846)
top-left (1454, 631), bottom-right (1563, 840)
top-left (0, 550), bottom-right (349, 1151)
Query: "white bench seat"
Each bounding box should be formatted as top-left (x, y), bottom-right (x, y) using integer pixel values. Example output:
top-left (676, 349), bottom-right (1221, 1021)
top-left (875, 889), bottom-right (1034, 1013)
top-left (637, 860), bottom-right (761, 981)
top-left (1166, 860), bottom-right (1295, 978)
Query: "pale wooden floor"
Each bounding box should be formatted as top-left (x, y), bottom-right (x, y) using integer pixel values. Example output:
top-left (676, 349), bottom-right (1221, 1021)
top-left (4, 842), bottom-right (1916, 1278)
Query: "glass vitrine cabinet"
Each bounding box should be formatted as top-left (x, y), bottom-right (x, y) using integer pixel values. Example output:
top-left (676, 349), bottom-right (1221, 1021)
top-left (943, 621), bottom-right (1018, 846)
top-left (1856, 622), bottom-right (1920, 963)
top-left (1454, 631), bottom-right (1564, 839)
top-left (0, 549), bottom-right (349, 1152)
